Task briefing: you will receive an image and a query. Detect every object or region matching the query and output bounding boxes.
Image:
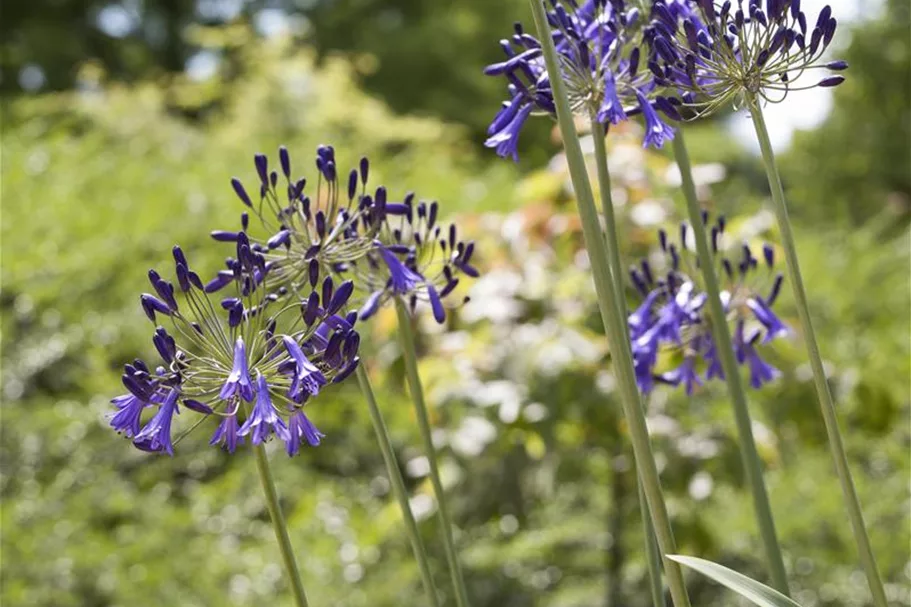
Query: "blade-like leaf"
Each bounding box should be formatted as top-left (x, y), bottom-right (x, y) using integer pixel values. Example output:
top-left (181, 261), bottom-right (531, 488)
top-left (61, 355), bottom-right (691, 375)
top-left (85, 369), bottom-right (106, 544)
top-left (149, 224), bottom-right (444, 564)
top-left (667, 555), bottom-right (804, 607)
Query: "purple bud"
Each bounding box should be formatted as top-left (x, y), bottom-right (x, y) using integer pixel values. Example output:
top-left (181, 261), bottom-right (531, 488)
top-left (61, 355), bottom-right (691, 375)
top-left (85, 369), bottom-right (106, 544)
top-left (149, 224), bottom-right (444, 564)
top-left (308, 259), bottom-right (320, 288)
top-left (825, 60), bottom-right (848, 70)
top-left (141, 294), bottom-right (171, 321)
top-left (818, 75), bottom-right (845, 88)
top-left (279, 146), bottom-right (291, 178)
top-left (327, 280), bottom-right (354, 315)
top-left (303, 291), bottom-right (320, 326)
top-left (231, 178), bottom-right (253, 207)
top-left (348, 169), bottom-right (358, 200)
top-left (254, 154), bottom-right (269, 187)
top-left (322, 276), bottom-right (334, 308)
top-left (205, 271), bottom-right (234, 293)
top-left (211, 230), bottom-right (241, 242)
top-left (184, 399), bottom-right (214, 414)
top-left (359, 157), bottom-right (369, 184)
top-left (427, 284), bottom-right (446, 323)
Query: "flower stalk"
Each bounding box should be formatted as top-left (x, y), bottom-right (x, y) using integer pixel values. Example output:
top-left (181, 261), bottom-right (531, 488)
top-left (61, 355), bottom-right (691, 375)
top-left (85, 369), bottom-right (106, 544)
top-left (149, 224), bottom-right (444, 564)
top-left (394, 297), bottom-right (471, 607)
top-left (671, 130), bottom-right (790, 595)
top-left (590, 115), bottom-right (665, 607)
top-left (528, 1), bottom-right (691, 605)
top-left (747, 95), bottom-right (887, 607)
top-left (355, 364), bottom-right (441, 606)
top-left (253, 444), bottom-right (310, 607)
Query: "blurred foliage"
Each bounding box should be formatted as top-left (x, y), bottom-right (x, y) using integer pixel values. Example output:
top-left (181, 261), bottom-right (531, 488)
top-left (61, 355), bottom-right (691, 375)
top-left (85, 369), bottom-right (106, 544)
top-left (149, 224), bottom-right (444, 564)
top-left (2, 4), bottom-right (910, 607)
top-left (784, 0), bottom-right (910, 227)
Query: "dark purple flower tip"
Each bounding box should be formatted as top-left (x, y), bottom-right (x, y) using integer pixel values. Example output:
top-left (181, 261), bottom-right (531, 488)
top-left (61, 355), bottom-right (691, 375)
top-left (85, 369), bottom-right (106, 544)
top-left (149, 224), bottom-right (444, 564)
top-left (183, 399), bottom-right (214, 415)
top-left (455, 261), bottom-right (480, 278)
top-left (302, 291), bottom-right (321, 326)
top-left (818, 75), bottom-right (845, 88)
top-left (825, 60), bottom-right (848, 71)
top-left (231, 178), bottom-right (253, 207)
top-left (254, 154), bottom-right (269, 187)
top-left (175, 263), bottom-right (191, 292)
top-left (267, 229), bottom-right (292, 250)
top-left (220, 338), bottom-right (255, 402)
top-left (285, 410), bottom-right (325, 455)
top-left (321, 276), bottom-right (335, 309)
top-left (308, 259), bottom-right (320, 288)
top-left (133, 389), bottom-right (179, 456)
top-left (762, 243), bottom-right (775, 267)
top-left (205, 270), bottom-right (235, 293)
top-left (211, 230), bottom-right (242, 242)
top-left (385, 203), bottom-right (409, 215)
top-left (153, 327), bottom-right (176, 363)
top-left (327, 280), bottom-right (354, 316)
top-left (427, 284), bottom-right (446, 323)
top-left (172, 245), bottom-right (188, 269)
top-left (333, 358), bottom-right (359, 384)
top-left (358, 156), bottom-right (369, 185)
top-left (347, 169), bottom-right (358, 200)
top-left (278, 146), bottom-right (291, 178)
top-left (359, 291), bottom-right (383, 321)
top-left (210, 414), bottom-right (244, 453)
top-left (110, 393), bottom-right (147, 438)
top-left (239, 373), bottom-right (289, 445)
top-left (140, 294), bottom-right (172, 322)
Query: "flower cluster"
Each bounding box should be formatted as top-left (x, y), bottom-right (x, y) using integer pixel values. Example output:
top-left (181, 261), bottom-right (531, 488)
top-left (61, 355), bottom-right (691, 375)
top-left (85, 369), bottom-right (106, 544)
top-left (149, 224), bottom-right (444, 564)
top-left (646, 0), bottom-right (847, 116)
top-left (484, 0), bottom-right (683, 160)
top-left (110, 236), bottom-right (360, 456)
top-left (627, 214), bottom-right (788, 394)
top-left (212, 146), bottom-right (382, 300)
top-left (218, 147), bottom-right (479, 325)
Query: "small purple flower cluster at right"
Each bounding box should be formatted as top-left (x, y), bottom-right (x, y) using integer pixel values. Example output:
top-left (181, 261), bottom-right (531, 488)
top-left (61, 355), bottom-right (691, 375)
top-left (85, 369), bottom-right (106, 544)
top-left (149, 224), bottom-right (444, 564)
top-left (628, 213), bottom-right (789, 395)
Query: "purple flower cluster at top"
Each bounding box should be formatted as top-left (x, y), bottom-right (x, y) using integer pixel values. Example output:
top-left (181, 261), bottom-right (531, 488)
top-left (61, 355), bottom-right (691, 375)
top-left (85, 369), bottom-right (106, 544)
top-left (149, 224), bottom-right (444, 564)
top-left (110, 235), bottom-right (360, 456)
top-left (628, 214), bottom-right (789, 394)
top-left (484, 0), bottom-right (685, 161)
top-left (645, 0), bottom-right (847, 114)
top-left (219, 147), bottom-right (480, 325)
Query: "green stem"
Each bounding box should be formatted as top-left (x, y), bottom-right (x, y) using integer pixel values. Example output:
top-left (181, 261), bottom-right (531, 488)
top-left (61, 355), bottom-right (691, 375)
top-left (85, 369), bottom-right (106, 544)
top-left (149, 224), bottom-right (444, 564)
top-left (253, 445), bottom-right (310, 607)
top-left (747, 96), bottom-right (887, 607)
top-left (394, 298), bottom-right (471, 607)
top-left (355, 364), bottom-right (441, 606)
top-left (591, 116), bottom-right (666, 607)
top-left (638, 478), bottom-right (666, 607)
top-left (528, 2), bottom-right (691, 605)
top-left (671, 131), bottom-right (791, 595)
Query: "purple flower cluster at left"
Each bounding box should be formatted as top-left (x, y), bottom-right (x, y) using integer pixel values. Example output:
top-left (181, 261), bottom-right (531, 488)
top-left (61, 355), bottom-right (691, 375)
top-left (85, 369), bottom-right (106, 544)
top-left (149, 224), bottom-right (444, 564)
top-left (110, 233), bottom-right (360, 456)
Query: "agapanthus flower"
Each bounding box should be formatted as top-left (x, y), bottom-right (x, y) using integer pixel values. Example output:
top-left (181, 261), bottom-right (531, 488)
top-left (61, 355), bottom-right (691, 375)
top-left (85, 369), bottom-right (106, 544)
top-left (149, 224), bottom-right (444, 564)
top-left (627, 213), bottom-right (788, 393)
top-left (224, 146), bottom-right (480, 325)
top-left (646, 0), bottom-right (847, 116)
top-left (484, 0), bottom-right (684, 160)
top-left (109, 236), bottom-right (360, 456)
top-left (349, 194), bottom-right (479, 324)
top-left (211, 146), bottom-right (384, 300)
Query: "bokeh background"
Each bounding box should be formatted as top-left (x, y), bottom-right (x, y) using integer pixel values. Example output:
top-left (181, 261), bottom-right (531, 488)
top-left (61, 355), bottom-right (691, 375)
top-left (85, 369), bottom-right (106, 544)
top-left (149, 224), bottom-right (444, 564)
top-left (2, 1), bottom-right (909, 606)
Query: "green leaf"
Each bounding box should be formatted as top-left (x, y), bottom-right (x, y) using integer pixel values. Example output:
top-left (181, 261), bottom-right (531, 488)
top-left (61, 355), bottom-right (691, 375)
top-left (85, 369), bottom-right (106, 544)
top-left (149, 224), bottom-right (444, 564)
top-left (667, 555), bottom-right (804, 607)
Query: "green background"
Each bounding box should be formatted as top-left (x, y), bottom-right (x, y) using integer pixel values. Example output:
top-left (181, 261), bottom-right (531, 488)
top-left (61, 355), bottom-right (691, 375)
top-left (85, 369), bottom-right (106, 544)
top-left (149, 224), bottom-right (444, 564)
top-left (2, 1), bottom-right (909, 606)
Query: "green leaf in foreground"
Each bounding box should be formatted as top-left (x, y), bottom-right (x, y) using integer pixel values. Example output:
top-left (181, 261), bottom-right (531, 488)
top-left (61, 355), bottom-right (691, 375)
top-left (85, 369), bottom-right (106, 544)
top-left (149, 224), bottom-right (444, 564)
top-left (667, 555), bottom-right (803, 607)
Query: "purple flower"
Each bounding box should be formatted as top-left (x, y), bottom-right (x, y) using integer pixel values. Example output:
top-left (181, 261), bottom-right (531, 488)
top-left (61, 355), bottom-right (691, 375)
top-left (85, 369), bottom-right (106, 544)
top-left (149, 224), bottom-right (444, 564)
top-left (378, 245), bottom-right (424, 295)
top-left (220, 338), bottom-right (255, 402)
top-left (133, 389), bottom-right (180, 455)
top-left (647, 0), bottom-right (847, 113)
top-left (284, 410), bottom-right (325, 456)
top-left (210, 414), bottom-right (244, 453)
top-left (627, 214), bottom-right (789, 394)
top-left (283, 336), bottom-right (327, 403)
top-left (637, 91), bottom-right (675, 148)
top-left (238, 374), bottom-right (290, 445)
top-left (484, 2), bottom-right (682, 158)
top-left (109, 393), bottom-right (147, 438)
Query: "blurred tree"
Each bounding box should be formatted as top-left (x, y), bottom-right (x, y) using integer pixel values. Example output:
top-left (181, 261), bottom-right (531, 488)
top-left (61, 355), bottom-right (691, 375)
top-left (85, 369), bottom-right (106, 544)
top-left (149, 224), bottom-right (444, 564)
top-left (783, 0), bottom-right (911, 226)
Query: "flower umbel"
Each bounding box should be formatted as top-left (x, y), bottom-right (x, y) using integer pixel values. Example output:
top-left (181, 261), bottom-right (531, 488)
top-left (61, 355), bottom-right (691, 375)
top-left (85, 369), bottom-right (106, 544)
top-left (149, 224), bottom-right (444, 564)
top-left (646, 0), bottom-right (847, 116)
top-left (109, 237), bottom-right (360, 455)
top-left (628, 214), bottom-right (788, 393)
top-left (484, 0), bottom-right (683, 160)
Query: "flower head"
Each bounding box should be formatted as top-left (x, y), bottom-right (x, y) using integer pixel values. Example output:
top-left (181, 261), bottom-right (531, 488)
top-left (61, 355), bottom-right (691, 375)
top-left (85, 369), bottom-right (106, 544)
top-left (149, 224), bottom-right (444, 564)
top-left (646, 0), bottom-right (847, 116)
top-left (627, 213), bottom-right (788, 393)
top-left (484, 0), bottom-right (682, 159)
top-left (109, 238), bottom-right (360, 456)
top-left (347, 195), bottom-right (479, 324)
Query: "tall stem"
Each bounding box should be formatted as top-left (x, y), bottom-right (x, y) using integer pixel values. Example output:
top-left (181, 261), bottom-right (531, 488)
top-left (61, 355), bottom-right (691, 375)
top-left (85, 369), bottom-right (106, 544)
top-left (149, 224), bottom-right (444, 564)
top-left (528, 2), bottom-right (691, 605)
top-left (355, 364), bottom-right (441, 606)
top-left (253, 445), bottom-right (310, 607)
top-left (394, 298), bottom-right (471, 607)
top-left (747, 97), bottom-right (887, 607)
top-left (670, 131), bottom-right (791, 595)
top-left (591, 116), bottom-right (666, 607)
top-left (638, 480), bottom-right (666, 607)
